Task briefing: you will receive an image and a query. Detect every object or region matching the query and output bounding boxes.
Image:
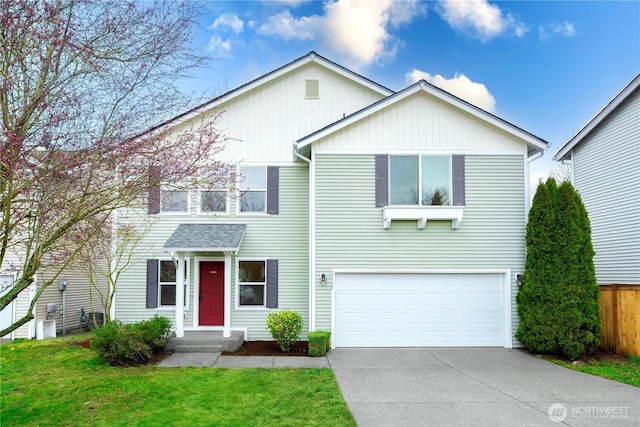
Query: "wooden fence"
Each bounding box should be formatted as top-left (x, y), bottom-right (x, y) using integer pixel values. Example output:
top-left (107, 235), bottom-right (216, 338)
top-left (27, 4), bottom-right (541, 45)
top-left (599, 284), bottom-right (639, 357)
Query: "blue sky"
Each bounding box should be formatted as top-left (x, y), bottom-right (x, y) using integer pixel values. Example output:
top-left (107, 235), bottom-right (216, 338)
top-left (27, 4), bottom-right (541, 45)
top-left (183, 1), bottom-right (639, 178)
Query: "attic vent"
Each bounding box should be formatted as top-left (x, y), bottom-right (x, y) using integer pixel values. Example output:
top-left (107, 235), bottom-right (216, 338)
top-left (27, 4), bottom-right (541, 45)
top-left (305, 79), bottom-right (319, 99)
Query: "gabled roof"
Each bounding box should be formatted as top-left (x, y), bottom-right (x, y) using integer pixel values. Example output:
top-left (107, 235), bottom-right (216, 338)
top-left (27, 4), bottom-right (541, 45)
top-left (296, 80), bottom-right (548, 157)
top-left (164, 224), bottom-right (246, 252)
top-left (145, 51), bottom-right (394, 135)
top-left (554, 74), bottom-right (640, 161)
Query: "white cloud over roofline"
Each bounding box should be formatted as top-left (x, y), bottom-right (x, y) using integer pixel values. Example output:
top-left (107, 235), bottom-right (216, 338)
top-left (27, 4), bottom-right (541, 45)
top-left (257, 0), bottom-right (426, 68)
top-left (406, 69), bottom-right (497, 113)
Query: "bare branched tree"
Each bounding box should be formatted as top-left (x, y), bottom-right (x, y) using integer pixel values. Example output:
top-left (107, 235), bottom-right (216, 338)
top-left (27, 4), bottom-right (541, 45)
top-left (1, 0), bottom-right (233, 335)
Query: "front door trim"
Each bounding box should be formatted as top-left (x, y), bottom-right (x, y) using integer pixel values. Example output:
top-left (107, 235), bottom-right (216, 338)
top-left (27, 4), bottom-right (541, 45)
top-left (193, 257), bottom-right (225, 328)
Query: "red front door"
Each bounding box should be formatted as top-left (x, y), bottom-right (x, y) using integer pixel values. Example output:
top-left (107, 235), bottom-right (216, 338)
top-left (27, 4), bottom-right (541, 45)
top-left (199, 261), bottom-right (224, 326)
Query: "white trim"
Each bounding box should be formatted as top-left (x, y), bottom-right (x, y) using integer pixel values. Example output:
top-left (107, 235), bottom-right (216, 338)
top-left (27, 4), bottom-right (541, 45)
top-left (193, 256), bottom-right (225, 330)
top-left (175, 252), bottom-right (185, 338)
top-left (388, 154), bottom-right (453, 208)
top-left (298, 83), bottom-right (547, 153)
top-left (330, 268), bottom-right (513, 349)
top-left (310, 145), bottom-right (317, 331)
top-left (236, 165), bottom-right (267, 215)
top-left (313, 149), bottom-right (524, 156)
top-left (235, 257), bottom-right (268, 309)
top-left (197, 189), bottom-right (230, 216)
top-left (224, 253), bottom-right (232, 337)
top-left (164, 247), bottom-right (240, 253)
top-left (157, 257), bottom-right (190, 310)
top-left (0, 271), bottom-right (17, 340)
top-left (554, 74), bottom-right (640, 161)
top-left (382, 206), bottom-right (464, 230)
top-left (159, 188), bottom-right (191, 215)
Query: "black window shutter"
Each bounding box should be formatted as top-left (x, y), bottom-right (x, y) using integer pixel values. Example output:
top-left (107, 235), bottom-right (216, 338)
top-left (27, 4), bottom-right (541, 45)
top-left (146, 259), bottom-right (159, 308)
top-left (148, 166), bottom-right (161, 214)
top-left (375, 155), bottom-right (389, 207)
top-left (267, 166), bottom-right (279, 214)
top-left (452, 155), bottom-right (466, 206)
top-left (266, 259), bottom-right (278, 308)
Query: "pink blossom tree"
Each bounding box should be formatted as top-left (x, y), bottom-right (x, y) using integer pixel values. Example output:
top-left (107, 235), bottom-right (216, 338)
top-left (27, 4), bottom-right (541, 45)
top-left (1, 0), bottom-right (233, 335)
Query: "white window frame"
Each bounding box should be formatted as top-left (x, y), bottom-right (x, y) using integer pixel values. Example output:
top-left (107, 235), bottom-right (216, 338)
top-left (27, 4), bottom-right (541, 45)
top-left (389, 155), bottom-right (453, 207)
top-left (197, 189), bottom-right (229, 215)
top-left (157, 258), bottom-right (190, 309)
top-left (237, 166), bottom-right (267, 215)
top-left (236, 258), bottom-right (268, 310)
top-left (160, 188), bottom-right (190, 215)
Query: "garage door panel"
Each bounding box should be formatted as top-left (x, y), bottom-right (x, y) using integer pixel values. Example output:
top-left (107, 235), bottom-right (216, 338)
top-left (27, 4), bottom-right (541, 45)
top-left (335, 273), bottom-right (505, 347)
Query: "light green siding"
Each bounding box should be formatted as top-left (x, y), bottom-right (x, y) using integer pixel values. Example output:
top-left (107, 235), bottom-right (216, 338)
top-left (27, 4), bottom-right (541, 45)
top-left (314, 153), bottom-right (526, 343)
top-left (115, 165), bottom-right (309, 340)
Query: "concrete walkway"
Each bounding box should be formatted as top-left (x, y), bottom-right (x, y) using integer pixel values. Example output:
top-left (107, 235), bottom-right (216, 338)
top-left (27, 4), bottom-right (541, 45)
top-left (158, 352), bottom-right (329, 368)
top-left (327, 348), bottom-right (640, 427)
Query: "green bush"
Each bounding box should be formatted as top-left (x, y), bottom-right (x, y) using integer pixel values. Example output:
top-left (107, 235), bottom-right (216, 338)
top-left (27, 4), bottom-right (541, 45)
top-left (91, 316), bottom-right (172, 366)
top-left (308, 330), bottom-right (331, 357)
top-left (136, 315), bottom-right (172, 352)
top-left (266, 309), bottom-right (303, 352)
top-left (516, 178), bottom-right (600, 360)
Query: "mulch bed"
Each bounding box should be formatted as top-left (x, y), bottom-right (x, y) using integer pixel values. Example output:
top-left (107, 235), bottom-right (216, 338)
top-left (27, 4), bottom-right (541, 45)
top-left (222, 341), bottom-right (309, 356)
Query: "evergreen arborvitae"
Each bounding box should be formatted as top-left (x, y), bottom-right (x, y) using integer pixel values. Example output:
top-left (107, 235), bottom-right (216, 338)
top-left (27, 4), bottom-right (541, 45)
top-left (516, 178), bottom-right (600, 360)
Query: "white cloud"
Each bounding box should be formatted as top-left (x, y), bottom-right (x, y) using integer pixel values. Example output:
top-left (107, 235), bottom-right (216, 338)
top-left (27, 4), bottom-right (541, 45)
top-left (208, 36), bottom-right (232, 58)
top-left (258, 9), bottom-right (321, 40)
top-left (437, 0), bottom-right (528, 42)
top-left (212, 13), bottom-right (244, 34)
top-left (406, 69), bottom-right (497, 113)
top-left (257, 0), bottom-right (425, 68)
top-left (539, 22), bottom-right (576, 41)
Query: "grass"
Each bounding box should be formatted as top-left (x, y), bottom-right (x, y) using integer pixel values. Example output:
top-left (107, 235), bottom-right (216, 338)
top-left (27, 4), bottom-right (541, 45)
top-left (547, 353), bottom-right (640, 387)
top-left (0, 334), bottom-right (355, 426)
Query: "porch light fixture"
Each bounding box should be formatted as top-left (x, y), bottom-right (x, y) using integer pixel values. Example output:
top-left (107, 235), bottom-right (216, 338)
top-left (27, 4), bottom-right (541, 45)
top-left (320, 272), bottom-right (326, 285)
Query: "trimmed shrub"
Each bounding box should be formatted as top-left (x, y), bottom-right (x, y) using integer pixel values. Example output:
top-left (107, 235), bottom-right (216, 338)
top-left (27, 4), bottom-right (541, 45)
top-left (266, 309), bottom-right (303, 352)
top-left (516, 178), bottom-right (600, 360)
top-left (91, 316), bottom-right (172, 366)
top-left (308, 330), bottom-right (331, 357)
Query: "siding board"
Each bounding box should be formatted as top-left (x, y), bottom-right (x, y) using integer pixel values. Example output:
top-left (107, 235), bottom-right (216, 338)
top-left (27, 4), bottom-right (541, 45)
top-left (573, 88), bottom-right (640, 284)
top-left (314, 154), bottom-right (526, 344)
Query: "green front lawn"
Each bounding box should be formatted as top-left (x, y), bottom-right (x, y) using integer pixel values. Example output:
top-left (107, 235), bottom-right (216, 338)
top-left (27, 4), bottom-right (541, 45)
top-left (547, 354), bottom-right (640, 387)
top-left (0, 335), bottom-right (355, 426)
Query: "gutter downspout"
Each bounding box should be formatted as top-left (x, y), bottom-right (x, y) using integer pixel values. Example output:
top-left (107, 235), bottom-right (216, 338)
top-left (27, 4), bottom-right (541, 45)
top-left (294, 143), bottom-right (315, 332)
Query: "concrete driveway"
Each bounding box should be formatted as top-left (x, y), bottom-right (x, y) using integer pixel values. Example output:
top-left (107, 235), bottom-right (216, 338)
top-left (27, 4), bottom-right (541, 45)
top-left (327, 348), bottom-right (639, 427)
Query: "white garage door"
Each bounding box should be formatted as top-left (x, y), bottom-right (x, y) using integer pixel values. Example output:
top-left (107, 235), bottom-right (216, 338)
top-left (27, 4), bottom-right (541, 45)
top-left (334, 272), bottom-right (506, 347)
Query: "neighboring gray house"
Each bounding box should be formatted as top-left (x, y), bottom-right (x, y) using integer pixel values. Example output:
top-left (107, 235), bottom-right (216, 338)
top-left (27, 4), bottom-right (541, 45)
top-left (114, 52), bottom-right (548, 347)
top-left (554, 74), bottom-right (640, 286)
top-left (1, 252), bottom-right (106, 340)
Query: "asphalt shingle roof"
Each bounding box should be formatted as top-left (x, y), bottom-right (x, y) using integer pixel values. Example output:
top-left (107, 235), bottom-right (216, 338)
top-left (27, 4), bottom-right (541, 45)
top-left (163, 224), bottom-right (246, 252)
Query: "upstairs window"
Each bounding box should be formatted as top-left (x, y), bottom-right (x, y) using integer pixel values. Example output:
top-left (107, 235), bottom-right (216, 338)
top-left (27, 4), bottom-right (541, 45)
top-left (199, 190), bottom-right (228, 214)
top-left (161, 190), bottom-right (189, 213)
top-left (239, 167), bottom-right (266, 213)
top-left (389, 155), bottom-right (451, 206)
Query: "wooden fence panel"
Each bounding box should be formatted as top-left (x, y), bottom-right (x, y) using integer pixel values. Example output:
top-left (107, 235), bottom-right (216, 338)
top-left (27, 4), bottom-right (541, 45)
top-left (599, 284), bottom-right (640, 357)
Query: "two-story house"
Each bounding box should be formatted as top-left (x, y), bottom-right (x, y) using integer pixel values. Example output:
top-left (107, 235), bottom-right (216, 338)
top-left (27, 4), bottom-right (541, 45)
top-left (113, 52), bottom-right (547, 348)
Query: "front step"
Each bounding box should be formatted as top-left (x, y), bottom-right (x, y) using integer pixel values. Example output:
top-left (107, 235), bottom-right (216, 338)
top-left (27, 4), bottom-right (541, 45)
top-left (166, 331), bottom-right (244, 353)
